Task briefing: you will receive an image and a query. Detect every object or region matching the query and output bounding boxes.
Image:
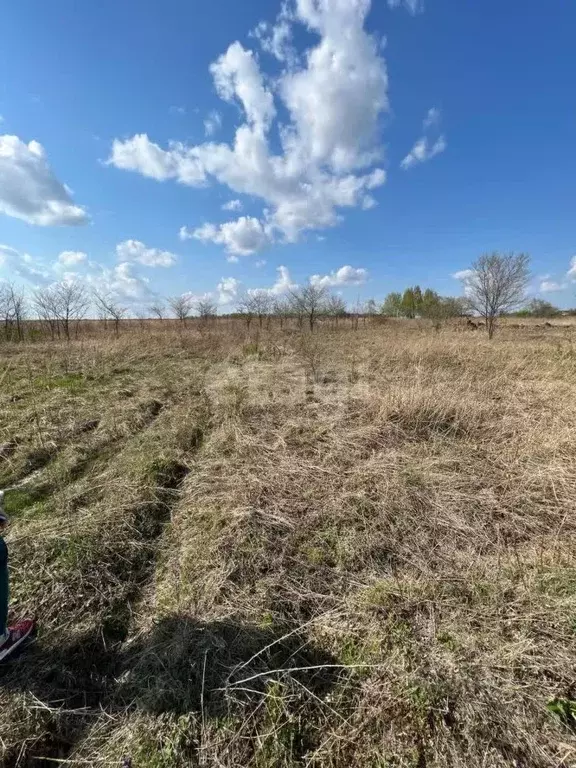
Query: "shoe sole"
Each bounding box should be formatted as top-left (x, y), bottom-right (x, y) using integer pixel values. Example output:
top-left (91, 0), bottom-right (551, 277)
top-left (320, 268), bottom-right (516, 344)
top-left (0, 624), bottom-right (34, 662)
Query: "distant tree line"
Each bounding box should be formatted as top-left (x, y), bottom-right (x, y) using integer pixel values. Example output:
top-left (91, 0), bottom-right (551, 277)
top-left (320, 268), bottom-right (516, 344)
top-left (513, 299), bottom-right (561, 319)
top-left (381, 253), bottom-right (543, 338)
top-left (235, 285), bottom-right (347, 332)
top-left (381, 285), bottom-right (468, 327)
top-left (0, 252), bottom-right (569, 343)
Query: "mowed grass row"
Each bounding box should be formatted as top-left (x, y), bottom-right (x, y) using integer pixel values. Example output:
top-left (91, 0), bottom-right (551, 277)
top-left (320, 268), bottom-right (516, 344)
top-left (1, 323), bottom-right (576, 767)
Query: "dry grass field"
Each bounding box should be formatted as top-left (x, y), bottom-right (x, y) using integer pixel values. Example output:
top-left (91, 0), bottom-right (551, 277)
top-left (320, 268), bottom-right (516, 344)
top-left (1, 318), bottom-right (576, 767)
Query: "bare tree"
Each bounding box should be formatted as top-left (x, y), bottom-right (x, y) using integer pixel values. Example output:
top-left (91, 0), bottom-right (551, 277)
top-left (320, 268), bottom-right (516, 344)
top-left (351, 295), bottom-right (363, 331)
top-left (289, 284), bottom-right (328, 332)
top-left (0, 285), bottom-right (9, 340)
top-left (289, 293), bottom-right (305, 330)
top-left (247, 291), bottom-right (272, 328)
top-left (168, 294), bottom-right (193, 324)
top-left (325, 294), bottom-right (347, 326)
top-left (195, 298), bottom-right (218, 324)
top-left (134, 310), bottom-right (147, 330)
top-left (465, 252), bottom-right (531, 339)
top-left (273, 298), bottom-right (291, 329)
top-left (93, 290), bottom-right (127, 337)
top-left (148, 301), bottom-right (166, 321)
top-left (365, 298), bottom-right (378, 319)
top-left (10, 285), bottom-right (26, 341)
top-left (51, 281), bottom-right (89, 341)
top-left (237, 296), bottom-right (255, 330)
top-left (33, 287), bottom-right (60, 340)
top-left (0, 283), bottom-right (26, 341)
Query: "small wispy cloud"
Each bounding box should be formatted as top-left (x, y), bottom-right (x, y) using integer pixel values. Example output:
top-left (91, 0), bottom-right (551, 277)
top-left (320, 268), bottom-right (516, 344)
top-left (539, 280), bottom-right (566, 293)
top-left (423, 107), bottom-right (440, 129)
top-left (204, 110), bottom-right (222, 137)
top-left (222, 199), bottom-right (243, 212)
top-left (401, 107), bottom-right (446, 170)
top-left (401, 136), bottom-right (446, 169)
top-left (387, 0), bottom-right (423, 15)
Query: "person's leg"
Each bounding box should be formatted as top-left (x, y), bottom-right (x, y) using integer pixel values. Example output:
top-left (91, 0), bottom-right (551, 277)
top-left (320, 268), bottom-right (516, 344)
top-left (0, 537), bottom-right (8, 641)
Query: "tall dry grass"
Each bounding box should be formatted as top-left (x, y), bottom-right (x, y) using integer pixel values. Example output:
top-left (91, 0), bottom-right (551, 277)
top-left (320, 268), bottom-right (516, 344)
top-left (0, 320), bottom-right (575, 767)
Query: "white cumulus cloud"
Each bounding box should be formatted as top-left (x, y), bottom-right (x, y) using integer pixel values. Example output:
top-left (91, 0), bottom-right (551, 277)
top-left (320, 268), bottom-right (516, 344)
top-left (452, 269), bottom-right (474, 281)
top-left (279, 1), bottom-right (387, 174)
top-left (188, 216), bottom-right (272, 256)
top-left (252, 14), bottom-right (296, 66)
top-left (271, 264), bottom-right (296, 294)
top-left (0, 135), bottom-right (89, 226)
top-left (248, 265), bottom-right (296, 297)
top-left (452, 268), bottom-right (476, 298)
top-left (57, 250), bottom-right (87, 266)
top-left (211, 43), bottom-right (275, 131)
top-left (107, 134), bottom-right (206, 185)
top-left (310, 265), bottom-right (368, 288)
top-left (0, 243), bottom-right (157, 310)
top-left (115, 239), bottom-right (177, 267)
top-left (108, 0), bottom-right (388, 252)
top-left (0, 244), bottom-right (51, 286)
top-left (82, 261), bottom-right (152, 303)
top-left (566, 256), bottom-right (576, 281)
top-left (217, 276), bottom-right (241, 305)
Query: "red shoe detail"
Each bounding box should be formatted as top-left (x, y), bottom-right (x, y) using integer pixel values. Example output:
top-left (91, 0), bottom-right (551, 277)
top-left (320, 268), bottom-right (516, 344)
top-left (0, 619), bottom-right (34, 660)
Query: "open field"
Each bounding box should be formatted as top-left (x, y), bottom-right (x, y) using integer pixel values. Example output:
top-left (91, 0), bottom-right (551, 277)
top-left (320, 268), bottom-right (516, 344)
top-left (1, 319), bottom-right (576, 767)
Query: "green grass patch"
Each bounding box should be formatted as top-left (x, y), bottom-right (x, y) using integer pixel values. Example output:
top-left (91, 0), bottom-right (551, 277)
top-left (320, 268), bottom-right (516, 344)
top-left (547, 697), bottom-right (576, 729)
top-left (536, 567), bottom-right (576, 597)
top-left (242, 341), bottom-right (260, 356)
top-left (3, 486), bottom-right (52, 518)
top-left (33, 372), bottom-right (86, 393)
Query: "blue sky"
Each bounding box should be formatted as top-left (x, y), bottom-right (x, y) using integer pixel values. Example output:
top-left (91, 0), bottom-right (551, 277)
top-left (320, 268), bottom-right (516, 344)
top-left (1, 0), bottom-right (575, 311)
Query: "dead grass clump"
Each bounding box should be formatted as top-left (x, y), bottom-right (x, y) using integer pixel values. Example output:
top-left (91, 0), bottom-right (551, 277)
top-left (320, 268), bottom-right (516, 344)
top-left (384, 389), bottom-right (485, 439)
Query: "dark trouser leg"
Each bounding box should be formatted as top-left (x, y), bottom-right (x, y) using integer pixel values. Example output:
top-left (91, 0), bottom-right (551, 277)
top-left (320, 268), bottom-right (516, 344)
top-left (0, 538), bottom-right (8, 636)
